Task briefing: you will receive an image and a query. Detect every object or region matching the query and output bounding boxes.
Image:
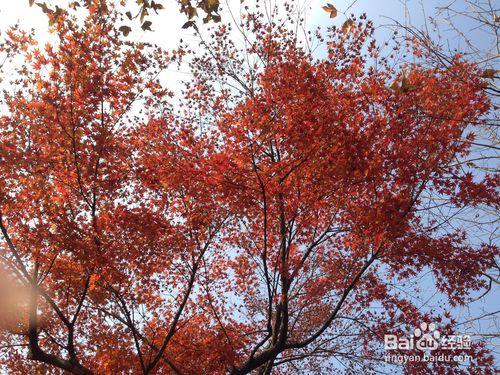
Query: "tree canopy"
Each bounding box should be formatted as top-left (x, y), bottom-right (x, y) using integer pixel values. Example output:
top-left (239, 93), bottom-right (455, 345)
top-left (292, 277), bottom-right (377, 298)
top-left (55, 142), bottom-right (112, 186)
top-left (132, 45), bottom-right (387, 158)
top-left (1, 1), bottom-right (498, 373)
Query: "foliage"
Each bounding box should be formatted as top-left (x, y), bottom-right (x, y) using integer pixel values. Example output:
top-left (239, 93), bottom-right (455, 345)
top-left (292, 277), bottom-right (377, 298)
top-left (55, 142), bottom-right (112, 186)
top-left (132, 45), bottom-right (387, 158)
top-left (30, 0), bottom-right (222, 33)
top-left (1, 1), bottom-right (498, 373)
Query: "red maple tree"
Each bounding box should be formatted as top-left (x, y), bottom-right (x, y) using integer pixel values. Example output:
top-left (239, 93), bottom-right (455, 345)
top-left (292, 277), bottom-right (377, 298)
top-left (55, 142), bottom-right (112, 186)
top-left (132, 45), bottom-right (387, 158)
top-left (0, 1), bottom-right (497, 374)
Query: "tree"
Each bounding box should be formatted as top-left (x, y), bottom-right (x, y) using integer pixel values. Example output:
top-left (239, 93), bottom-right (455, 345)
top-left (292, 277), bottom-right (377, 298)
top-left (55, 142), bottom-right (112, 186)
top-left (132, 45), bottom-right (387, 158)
top-left (1, 1), bottom-right (498, 374)
top-left (389, 0), bottom-right (498, 100)
top-left (0, 3), bottom-right (231, 373)
top-left (388, 0), bottom-right (500, 330)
